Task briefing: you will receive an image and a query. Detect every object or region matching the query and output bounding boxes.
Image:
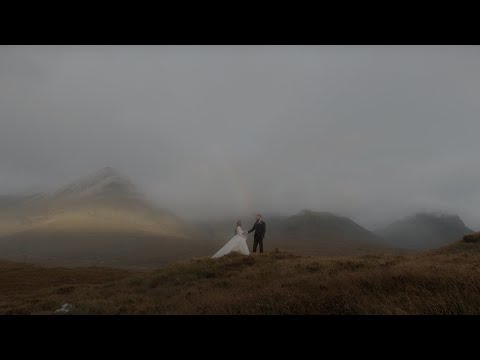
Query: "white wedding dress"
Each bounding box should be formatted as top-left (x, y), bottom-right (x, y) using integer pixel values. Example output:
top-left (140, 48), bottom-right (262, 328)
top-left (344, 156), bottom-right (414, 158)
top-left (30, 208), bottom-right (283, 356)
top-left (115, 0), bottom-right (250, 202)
top-left (212, 226), bottom-right (250, 258)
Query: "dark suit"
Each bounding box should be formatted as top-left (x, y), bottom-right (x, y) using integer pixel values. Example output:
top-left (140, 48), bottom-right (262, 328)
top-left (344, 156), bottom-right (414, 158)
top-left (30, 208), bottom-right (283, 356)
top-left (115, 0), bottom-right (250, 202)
top-left (248, 220), bottom-right (266, 253)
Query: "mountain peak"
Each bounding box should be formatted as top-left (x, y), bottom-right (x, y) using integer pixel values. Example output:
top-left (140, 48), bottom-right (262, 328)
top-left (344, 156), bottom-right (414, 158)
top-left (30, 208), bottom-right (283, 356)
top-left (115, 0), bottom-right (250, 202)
top-left (409, 212), bottom-right (467, 228)
top-left (95, 166), bottom-right (118, 177)
top-left (296, 209), bottom-right (338, 218)
top-left (380, 211), bottom-right (473, 249)
top-left (85, 166), bottom-right (123, 181)
top-left (53, 167), bottom-right (140, 200)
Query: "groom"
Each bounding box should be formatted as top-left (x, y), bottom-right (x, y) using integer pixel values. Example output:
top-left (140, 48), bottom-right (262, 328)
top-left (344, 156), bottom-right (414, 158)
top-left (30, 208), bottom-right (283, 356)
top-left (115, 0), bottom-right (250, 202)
top-left (248, 213), bottom-right (266, 253)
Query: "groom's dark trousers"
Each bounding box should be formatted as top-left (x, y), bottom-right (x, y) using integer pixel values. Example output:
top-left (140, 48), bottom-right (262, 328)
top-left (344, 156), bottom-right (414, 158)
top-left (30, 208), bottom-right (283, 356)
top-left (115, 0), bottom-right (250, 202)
top-left (253, 236), bottom-right (263, 253)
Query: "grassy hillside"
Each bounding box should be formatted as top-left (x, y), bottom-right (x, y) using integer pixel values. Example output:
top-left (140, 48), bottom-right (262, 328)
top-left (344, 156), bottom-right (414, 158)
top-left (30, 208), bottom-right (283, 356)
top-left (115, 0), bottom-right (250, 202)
top-left (2, 234), bottom-right (480, 314)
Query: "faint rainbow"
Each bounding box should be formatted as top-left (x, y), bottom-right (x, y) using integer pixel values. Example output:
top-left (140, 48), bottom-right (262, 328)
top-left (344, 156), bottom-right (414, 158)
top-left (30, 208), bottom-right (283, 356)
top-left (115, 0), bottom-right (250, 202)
top-left (217, 152), bottom-right (252, 215)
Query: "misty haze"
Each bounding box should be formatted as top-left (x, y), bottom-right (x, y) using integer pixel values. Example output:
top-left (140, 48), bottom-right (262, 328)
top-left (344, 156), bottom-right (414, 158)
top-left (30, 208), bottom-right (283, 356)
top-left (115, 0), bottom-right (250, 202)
top-left (1, 45), bottom-right (480, 315)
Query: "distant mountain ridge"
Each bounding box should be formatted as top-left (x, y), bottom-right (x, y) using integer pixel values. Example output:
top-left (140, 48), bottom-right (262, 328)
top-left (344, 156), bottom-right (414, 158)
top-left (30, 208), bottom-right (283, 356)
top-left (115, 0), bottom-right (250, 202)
top-left (0, 167), bottom-right (213, 267)
top-left (280, 210), bottom-right (377, 236)
top-left (0, 168), bottom-right (476, 266)
top-left (265, 209), bottom-right (387, 255)
top-left (378, 212), bottom-right (474, 250)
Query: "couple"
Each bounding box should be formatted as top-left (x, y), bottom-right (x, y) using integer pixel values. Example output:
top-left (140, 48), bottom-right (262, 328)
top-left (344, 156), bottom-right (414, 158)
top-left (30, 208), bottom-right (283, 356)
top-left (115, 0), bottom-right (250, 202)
top-left (212, 214), bottom-right (266, 259)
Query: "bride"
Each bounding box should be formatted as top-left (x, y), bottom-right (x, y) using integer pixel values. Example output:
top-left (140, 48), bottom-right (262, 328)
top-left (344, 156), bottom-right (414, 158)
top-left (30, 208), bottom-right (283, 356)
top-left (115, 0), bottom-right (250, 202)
top-left (212, 220), bottom-right (250, 258)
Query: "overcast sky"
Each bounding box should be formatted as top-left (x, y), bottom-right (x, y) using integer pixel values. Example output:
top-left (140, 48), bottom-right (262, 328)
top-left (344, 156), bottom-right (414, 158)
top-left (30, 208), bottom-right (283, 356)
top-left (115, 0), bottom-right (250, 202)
top-left (0, 45), bottom-right (479, 228)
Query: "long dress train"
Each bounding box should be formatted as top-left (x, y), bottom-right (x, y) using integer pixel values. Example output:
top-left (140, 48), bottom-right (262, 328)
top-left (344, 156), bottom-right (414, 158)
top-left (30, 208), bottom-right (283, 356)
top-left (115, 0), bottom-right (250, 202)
top-left (212, 226), bottom-right (250, 258)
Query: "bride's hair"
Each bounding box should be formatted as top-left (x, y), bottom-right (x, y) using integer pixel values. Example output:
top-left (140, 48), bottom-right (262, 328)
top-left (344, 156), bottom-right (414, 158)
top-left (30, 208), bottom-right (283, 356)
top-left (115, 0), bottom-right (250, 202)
top-left (235, 220), bottom-right (242, 234)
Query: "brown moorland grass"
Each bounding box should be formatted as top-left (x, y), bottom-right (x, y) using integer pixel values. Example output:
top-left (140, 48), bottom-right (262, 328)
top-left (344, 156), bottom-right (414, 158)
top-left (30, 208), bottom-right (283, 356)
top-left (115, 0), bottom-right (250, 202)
top-left (1, 238), bottom-right (480, 315)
